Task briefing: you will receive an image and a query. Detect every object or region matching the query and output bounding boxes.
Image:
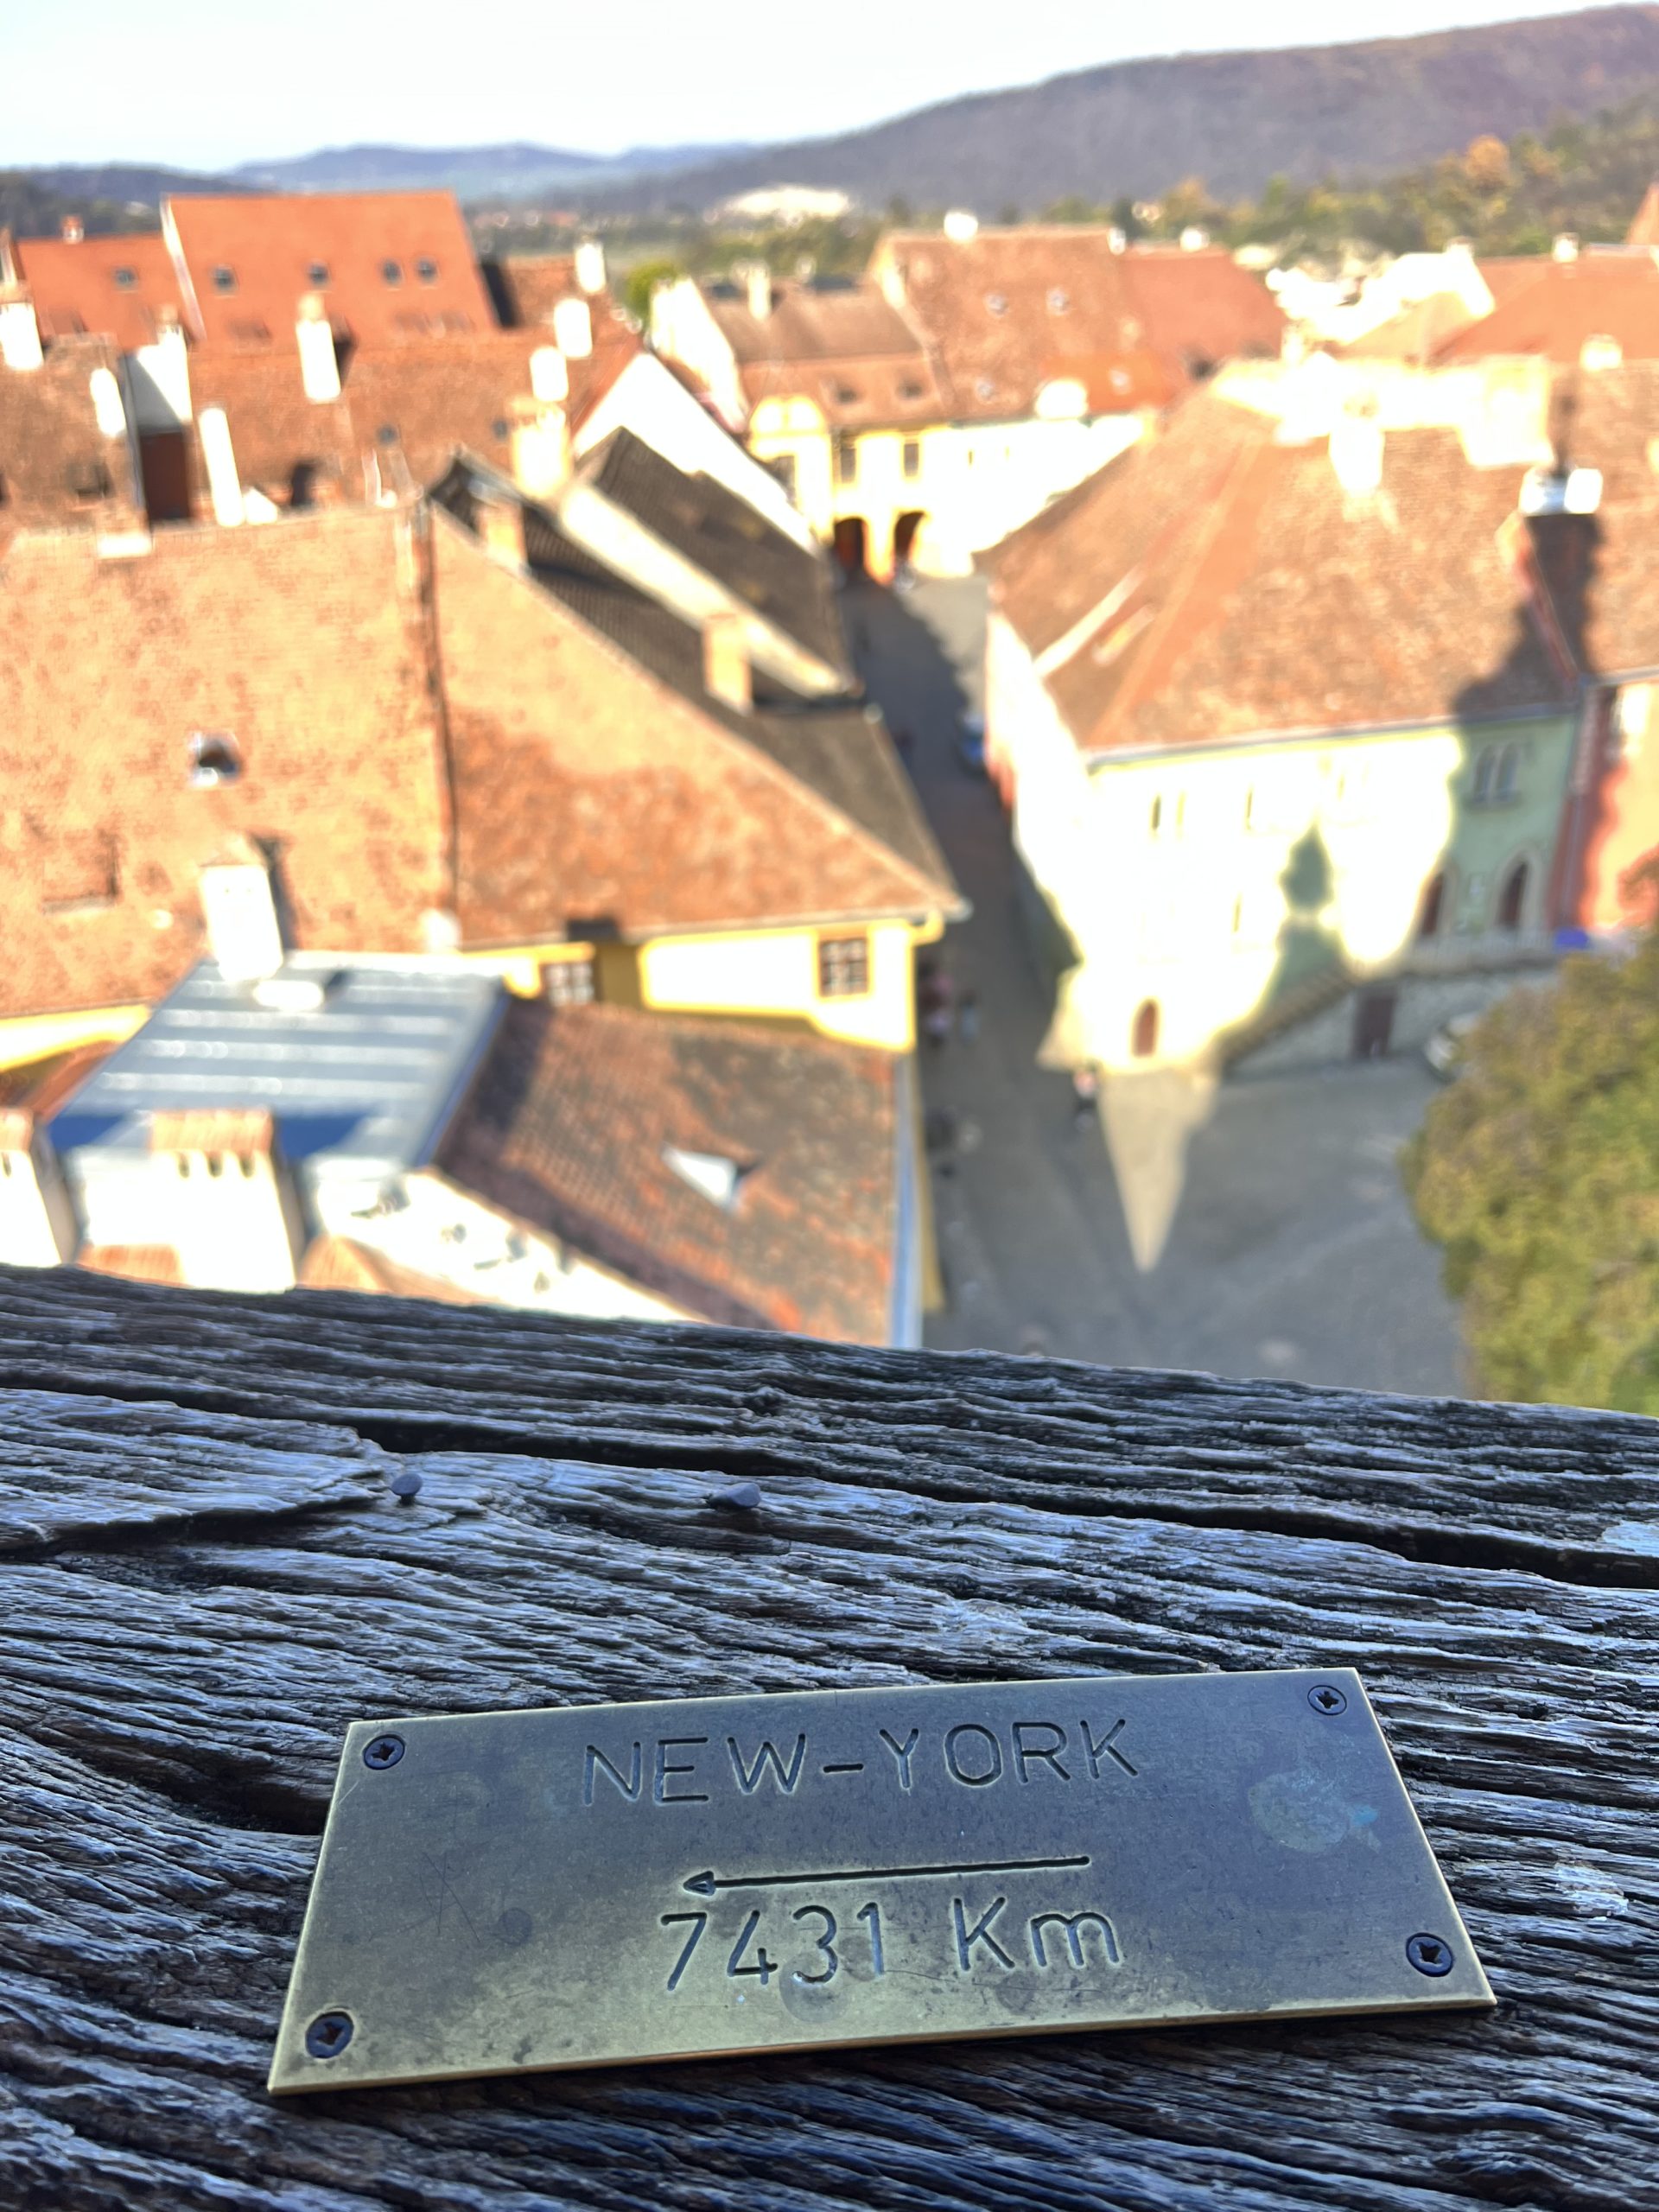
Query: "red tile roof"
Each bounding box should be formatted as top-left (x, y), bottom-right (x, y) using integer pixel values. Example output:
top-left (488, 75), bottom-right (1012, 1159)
top-left (5, 232), bottom-right (185, 351)
top-left (1526, 362), bottom-right (1659, 678)
top-left (0, 334), bottom-right (145, 551)
top-left (879, 230), bottom-right (1283, 421)
top-left (0, 490), bottom-right (955, 1020)
top-left (1437, 254), bottom-right (1659, 363)
top-left (298, 1234), bottom-right (480, 1304)
top-left (1626, 185), bottom-right (1659, 249)
top-left (165, 192), bottom-right (493, 348)
top-left (987, 391), bottom-right (1572, 753)
top-left (78, 1245), bottom-right (186, 1286)
top-left (440, 1001), bottom-right (899, 1340)
top-left (708, 278), bottom-right (944, 430)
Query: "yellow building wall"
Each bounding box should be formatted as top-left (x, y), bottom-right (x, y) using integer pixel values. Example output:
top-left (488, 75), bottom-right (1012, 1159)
top-left (638, 921), bottom-right (920, 1049)
top-left (0, 1002), bottom-right (149, 1073)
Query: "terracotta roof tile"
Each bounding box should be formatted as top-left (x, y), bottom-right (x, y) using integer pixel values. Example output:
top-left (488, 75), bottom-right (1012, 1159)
top-left (1527, 361), bottom-right (1659, 677)
top-left (1439, 254), bottom-right (1659, 363)
top-left (166, 191), bottom-right (493, 348)
top-left (6, 232), bottom-right (185, 351)
top-left (78, 1244), bottom-right (186, 1285)
top-left (440, 1002), bottom-right (899, 1340)
top-left (298, 1233), bottom-right (480, 1303)
top-left (709, 278), bottom-right (944, 429)
top-left (0, 335), bottom-right (144, 550)
top-left (881, 230), bottom-right (1283, 421)
top-left (988, 391), bottom-right (1572, 753)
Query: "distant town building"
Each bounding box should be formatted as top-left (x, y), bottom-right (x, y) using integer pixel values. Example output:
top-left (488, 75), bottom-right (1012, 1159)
top-left (721, 186), bottom-right (854, 226)
top-left (982, 378), bottom-right (1581, 1077)
top-left (652, 224), bottom-right (1285, 579)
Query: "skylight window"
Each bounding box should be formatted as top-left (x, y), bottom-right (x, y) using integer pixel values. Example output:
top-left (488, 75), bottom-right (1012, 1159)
top-left (1048, 288), bottom-right (1070, 314)
top-left (663, 1145), bottom-right (750, 1211)
top-left (976, 377), bottom-right (995, 401)
top-left (416, 257), bottom-right (439, 283)
top-left (212, 265), bottom-right (236, 294)
top-left (308, 260), bottom-right (330, 285)
top-left (987, 293), bottom-right (1007, 315)
top-left (188, 732), bottom-right (241, 787)
top-left (382, 259), bottom-right (404, 286)
top-left (112, 267), bottom-right (137, 289)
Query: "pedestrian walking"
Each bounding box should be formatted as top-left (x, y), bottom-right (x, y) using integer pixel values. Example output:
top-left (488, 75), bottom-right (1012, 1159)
top-left (957, 990), bottom-right (980, 1045)
top-left (1071, 1063), bottom-right (1100, 1128)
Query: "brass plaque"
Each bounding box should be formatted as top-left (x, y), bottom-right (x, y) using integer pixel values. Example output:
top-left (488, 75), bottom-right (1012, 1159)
top-left (269, 1668), bottom-right (1491, 2092)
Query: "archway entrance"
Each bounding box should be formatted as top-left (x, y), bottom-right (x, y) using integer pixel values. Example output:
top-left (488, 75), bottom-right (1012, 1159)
top-left (893, 510), bottom-right (925, 571)
top-left (1131, 999), bottom-right (1160, 1059)
top-left (1417, 870), bottom-right (1446, 941)
top-left (833, 517), bottom-right (868, 575)
top-left (1498, 860), bottom-right (1529, 931)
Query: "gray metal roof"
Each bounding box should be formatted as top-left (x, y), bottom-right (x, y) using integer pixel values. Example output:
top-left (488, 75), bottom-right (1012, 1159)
top-left (50, 957), bottom-right (505, 1187)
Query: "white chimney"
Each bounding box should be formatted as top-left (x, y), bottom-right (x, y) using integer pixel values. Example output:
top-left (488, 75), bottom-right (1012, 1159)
top-left (476, 484), bottom-right (528, 565)
top-left (61, 215), bottom-right (85, 245)
top-left (1108, 226), bottom-right (1127, 254)
top-left (200, 855), bottom-right (284, 982)
top-left (574, 239), bottom-right (607, 296)
top-left (702, 612), bottom-right (752, 711)
top-left (551, 296), bottom-right (592, 359)
top-left (1552, 232), bottom-right (1580, 264)
top-left (511, 402), bottom-right (570, 501)
top-left (89, 365), bottom-right (126, 438)
top-left (296, 294), bottom-right (340, 403)
top-left (745, 263), bottom-right (772, 321)
top-left (943, 210), bottom-right (979, 243)
top-left (0, 1108), bottom-right (79, 1268)
top-left (148, 1108), bottom-right (307, 1294)
top-left (197, 405), bottom-right (245, 527)
top-left (1330, 414), bottom-right (1384, 497)
top-left (0, 295), bottom-right (43, 372)
top-left (531, 345), bottom-right (569, 403)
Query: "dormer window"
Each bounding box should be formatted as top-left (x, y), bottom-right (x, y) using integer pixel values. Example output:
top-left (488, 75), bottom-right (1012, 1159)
top-left (307, 260), bottom-right (330, 286)
top-left (382, 260), bottom-right (404, 286)
top-left (188, 732), bottom-right (241, 787)
top-left (416, 257), bottom-right (439, 283)
top-left (113, 267), bottom-right (137, 290)
top-left (212, 265), bottom-right (236, 294)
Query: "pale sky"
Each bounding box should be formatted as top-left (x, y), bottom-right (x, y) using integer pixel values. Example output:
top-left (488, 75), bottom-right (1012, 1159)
top-left (3, 0), bottom-right (1614, 170)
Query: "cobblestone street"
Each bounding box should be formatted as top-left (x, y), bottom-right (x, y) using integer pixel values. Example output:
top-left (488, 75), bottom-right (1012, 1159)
top-left (849, 574), bottom-right (1462, 1396)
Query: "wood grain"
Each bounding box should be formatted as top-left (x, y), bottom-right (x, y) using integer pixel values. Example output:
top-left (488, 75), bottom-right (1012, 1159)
top-left (0, 1264), bottom-right (1655, 2210)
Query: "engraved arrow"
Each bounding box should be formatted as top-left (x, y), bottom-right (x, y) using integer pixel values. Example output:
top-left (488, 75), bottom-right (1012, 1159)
top-left (683, 1853), bottom-right (1090, 1897)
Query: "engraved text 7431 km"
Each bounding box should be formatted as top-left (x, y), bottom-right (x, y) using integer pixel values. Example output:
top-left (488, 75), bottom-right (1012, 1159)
top-left (268, 1668), bottom-right (1493, 2091)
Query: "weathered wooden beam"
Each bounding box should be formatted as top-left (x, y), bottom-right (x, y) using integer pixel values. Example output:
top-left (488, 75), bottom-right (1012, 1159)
top-left (0, 1266), bottom-right (1655, 2209)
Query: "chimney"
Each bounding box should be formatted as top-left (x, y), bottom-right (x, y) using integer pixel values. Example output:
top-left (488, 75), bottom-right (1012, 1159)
top-left (531, 344), bottom-right (569, 404)
top-left (1107, 226), bottom-right (1127, 254)
top-left (148, 1108), bottom-right (307, 1294)
top-left (552, 294), bottom-right (593, 359)
top-left (89, 365), bottom-right (126, 438)
top-left (702, 612), bottom-right (752, 711)
top-left (574, 238), bottom-right (607, 296)
top-left (744, 262), bottom-right (772, 321)
top-left (61, 215), bottom-right (84, 245)
top-left (200, 849), bottom-right (284, 982)
top-left (943, 210), bottom-right (979, 243)
top-left (0, 1107), bottom-right (79, 1268)
top-left (296, 293), bottom-right (340, 403)
top-left (1330, 412), bottom-right (1384, 497)
top-left (510, 397), bottom-right (570, 501)
top-left (1552, 232), bottom-right (1580, 264)
top-left (476, 483), bottom-right (527, 565)
top-left (0, 291), bottom-right (43, 372)
top-left (197, 404), bottom-right (245, 526)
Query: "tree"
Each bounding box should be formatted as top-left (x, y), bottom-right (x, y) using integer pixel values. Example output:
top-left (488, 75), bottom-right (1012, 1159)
top-left (1402, 938), bottom-right (1659, 1411)
top-left (620, 257), bottom-right (680, 327)
top-left (1464, 134), bottom-right (1512, 191)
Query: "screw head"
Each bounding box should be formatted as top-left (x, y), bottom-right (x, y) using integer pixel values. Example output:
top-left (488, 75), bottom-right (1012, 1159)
top-left (305, 2010), bottom-right (355, 2059)
top-left (1308, 1684), bottom-right (1348, 1715)
top-left (1407, 1932), bottom-right (1454, 1978)
top-left (362, 1733), bottom-right (405, 1770)
top-left (389, 1470), bottom-right (423, 1503)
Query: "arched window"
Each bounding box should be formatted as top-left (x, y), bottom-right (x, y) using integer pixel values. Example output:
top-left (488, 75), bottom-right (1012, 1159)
top-left (1417, 871), bottom-right (1446, 940)
top-left (1471, 749), bottom-right (1497, 805)
top-left (1149, 795), bottom-right (1162, 834)
top-left (1496, 744), bottom-right (1520, 802)
top-left (1498, 860), bottom-right (1529, 931)
top-left (1131, 1000), bottom-right (1160, 1059)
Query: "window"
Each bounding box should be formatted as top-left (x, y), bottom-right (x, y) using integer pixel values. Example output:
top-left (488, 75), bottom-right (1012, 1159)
top-left (976, 377), bottom-right (995, 402)
top-left (768, 451), bottom-right (798, 500)
top-left (416, 257), bottom-right (439, 283)
top-left (835, 434), bottom-right (858, 486)
top-left (902, 439), bottom-right (921, 480)
top-left (987, 292), bottom-right (1007, 315)
top-left (307, 260), bottom-right (330, 285)
top-left (1048, 288), bottom-right (1070, 314)
top-left (113, 266), bottom-right (137, 289)
top-left (1496, 744), bottom-right (1519, 802)
top-left (1131, 1000), bottom-right (1160, 1058)
top-left (382, 259), bottom-right (404, 286)
top-left (64, 458), bottom-right (112, 503)
top-left (1471, 744), bottom-right (1519, 806)
top-left (1149, 795), bottom-right (1162, 835)
top-left (211, 265), bottom-right (236, 294)
top-left (545, 957), bottom-right (597, 1007)
top-left (818, 935), bottom-right (871, 998)
top-left (188, 732), bottom-right (241, 787)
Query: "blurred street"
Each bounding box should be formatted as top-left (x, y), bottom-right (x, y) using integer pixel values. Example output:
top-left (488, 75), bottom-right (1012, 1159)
top-left (849, 574), bottom-right (1462, 1396)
